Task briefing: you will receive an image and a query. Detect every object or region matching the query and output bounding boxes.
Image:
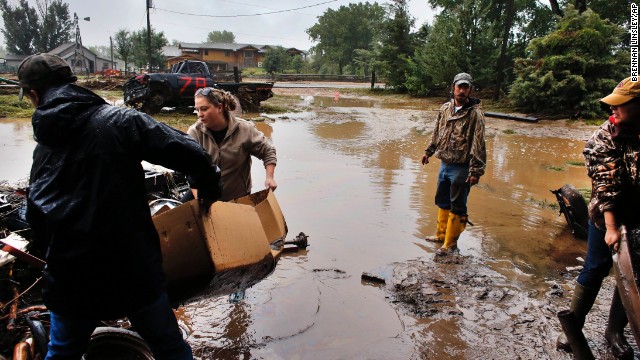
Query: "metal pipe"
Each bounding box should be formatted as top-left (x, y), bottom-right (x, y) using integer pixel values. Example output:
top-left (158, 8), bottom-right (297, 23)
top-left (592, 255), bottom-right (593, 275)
top-left (557, 309), bottom-right (595, 360)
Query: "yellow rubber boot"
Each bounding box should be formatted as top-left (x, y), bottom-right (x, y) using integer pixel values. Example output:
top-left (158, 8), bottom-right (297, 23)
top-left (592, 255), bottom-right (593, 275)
top-left (425, 208), bottom-right (450, 242)
top-left (437, 213), bottom-right (467, 255)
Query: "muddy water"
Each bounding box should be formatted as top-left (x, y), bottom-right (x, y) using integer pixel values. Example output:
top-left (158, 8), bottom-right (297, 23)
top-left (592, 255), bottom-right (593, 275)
top-left (180, 97), bottom-right (595, 359)
top-left (0, 97), bottom-right (599, 359)
top-left (0, 118), bottom-right (34, 184)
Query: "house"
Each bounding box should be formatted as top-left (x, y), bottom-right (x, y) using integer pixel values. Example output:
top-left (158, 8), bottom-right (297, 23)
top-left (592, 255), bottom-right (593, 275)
top-left (5, 42), bottom-right (118, 74)
top-left (164, 43), bottom-right (307, 71)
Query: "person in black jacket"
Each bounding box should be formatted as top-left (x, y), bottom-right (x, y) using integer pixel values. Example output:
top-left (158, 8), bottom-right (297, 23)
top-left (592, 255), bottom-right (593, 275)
top-left (19, 53), bottom-right (222, 360)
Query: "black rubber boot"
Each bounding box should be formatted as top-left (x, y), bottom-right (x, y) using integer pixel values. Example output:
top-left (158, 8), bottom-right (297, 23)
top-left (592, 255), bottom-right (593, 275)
top-left (605, 288), bottom-right (633, 359)
top-left (557, 283), bottom-right (600, 352)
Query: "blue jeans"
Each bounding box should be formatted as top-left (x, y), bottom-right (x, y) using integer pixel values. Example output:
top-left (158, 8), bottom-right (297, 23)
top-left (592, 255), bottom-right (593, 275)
top-left (46, 292), bottom-right (193, 360)
top-left (434, 162), bottom-right (471, 215)
top-left (577, 221), bottom-right (612, 290)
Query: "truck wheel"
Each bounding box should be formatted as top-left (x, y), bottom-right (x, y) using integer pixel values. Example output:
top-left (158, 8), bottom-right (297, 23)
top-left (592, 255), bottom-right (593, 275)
top-left (142, 93), bottom-right (165, 115)
top-left (82, 327), bottom-right (154, 360)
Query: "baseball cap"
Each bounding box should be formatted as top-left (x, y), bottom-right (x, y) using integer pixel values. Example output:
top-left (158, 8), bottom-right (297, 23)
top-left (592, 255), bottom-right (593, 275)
top-left (600, 77), bottom-right (640, 106)
top-left (17, 53), bottom-right (77, 100)
top-left (453, 72), bottom-right (473, 86)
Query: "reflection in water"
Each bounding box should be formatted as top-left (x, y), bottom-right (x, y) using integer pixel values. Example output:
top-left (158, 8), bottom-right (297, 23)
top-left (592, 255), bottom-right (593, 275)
top-left (0, 119), bottom-right (35, 184)
top-left (1, 103), bottom-right (594, 358)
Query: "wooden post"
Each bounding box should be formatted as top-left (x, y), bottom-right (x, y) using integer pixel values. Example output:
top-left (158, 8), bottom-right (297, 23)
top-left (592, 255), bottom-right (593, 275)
top-left (233, 66), bottom-right (240, 83)
top-left (371, 70), bottom-right (376, 90)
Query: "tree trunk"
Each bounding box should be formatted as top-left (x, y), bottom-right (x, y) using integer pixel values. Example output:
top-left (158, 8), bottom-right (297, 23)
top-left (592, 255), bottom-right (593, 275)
top-left (575, 0), bottom-right (586, 13)
top-left (494, 0), bottom-right (515, 100)
top-left (549, 0), bottom-right (563, 17)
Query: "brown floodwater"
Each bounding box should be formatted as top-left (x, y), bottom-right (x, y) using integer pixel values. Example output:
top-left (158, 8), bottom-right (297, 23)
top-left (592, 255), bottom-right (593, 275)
top-left (0, 95), bottom-right (599, 359)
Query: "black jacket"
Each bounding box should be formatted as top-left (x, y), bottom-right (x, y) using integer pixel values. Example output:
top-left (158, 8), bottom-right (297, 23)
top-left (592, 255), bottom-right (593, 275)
top-left (27, 83), bottom-right (222, 319)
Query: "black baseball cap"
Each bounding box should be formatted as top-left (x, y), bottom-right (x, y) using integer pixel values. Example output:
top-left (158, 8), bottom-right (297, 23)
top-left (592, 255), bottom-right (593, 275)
top-left (17, 53), bottom-right (77, 100)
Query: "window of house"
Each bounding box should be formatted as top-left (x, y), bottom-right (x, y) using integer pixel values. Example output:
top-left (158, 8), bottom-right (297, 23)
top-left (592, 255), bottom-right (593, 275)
top-left (244, 51), bottom-right (253, 58)
top-left (205, 50), bottom-right (209, 55)
top-left (225, 50), bottom-right (230, 57)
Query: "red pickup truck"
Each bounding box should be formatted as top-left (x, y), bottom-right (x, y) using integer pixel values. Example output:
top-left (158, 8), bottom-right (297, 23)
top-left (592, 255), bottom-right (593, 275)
top-left (123, 60), bottom-right (274, 114)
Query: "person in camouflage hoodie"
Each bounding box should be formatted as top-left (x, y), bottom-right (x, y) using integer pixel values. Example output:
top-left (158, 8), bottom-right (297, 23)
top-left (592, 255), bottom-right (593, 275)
top-left (557, 77), bottom-right (640, 358)
top-left (421, 72), bottom-right (486, 256)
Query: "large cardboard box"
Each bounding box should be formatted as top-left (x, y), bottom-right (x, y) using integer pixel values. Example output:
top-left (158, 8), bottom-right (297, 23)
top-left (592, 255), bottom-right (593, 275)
top-left (153, 189), bottom-right (287, 302)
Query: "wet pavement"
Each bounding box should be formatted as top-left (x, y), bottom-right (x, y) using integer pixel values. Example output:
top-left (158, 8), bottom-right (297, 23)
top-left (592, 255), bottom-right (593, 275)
top-left (1, 92), bottom-right (627, 359)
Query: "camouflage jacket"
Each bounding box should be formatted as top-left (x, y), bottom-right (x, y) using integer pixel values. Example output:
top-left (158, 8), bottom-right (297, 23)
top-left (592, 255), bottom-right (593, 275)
top-left (584, 119), bottom-right (640, 230)
top-left (425, 98), bottom-right (487, 177)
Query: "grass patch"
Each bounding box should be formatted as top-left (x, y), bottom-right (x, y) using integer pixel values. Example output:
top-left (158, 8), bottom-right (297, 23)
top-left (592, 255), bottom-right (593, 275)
top-left (93, 90), bottom-right (123, 100)
top-left (154, 112), bottom-right (197, 132)
top-left (502, 129), bottom-right (516, 135)
top-left (545, 165), bottom-right (565, 171)
top-left (578, 187), bottom-right (591, 202)
top-left (530, 197), bottom-right (559, 210)
top-left (566, 160), bottom-right (584, 166)
top-left (0, 95), bottom-right (36, 118)
top-left (582, 118), bottom-right (604, 126)
top-left (260, 103), bottom-right (296, 114)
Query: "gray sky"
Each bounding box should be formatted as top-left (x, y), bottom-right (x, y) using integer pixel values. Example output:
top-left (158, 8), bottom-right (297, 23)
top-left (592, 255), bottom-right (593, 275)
top-left (2, 0), bottom-right (435, 51)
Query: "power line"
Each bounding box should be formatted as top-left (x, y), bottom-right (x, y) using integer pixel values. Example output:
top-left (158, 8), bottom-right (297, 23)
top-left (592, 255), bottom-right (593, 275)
top-left (223, 0), bottom-right (319, 17)
top-left (155, 0), bottom-right (338, 18)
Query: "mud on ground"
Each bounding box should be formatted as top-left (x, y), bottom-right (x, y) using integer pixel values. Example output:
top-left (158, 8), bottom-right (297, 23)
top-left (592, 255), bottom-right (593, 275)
top-left (371, 254), bottom-right (629, 359)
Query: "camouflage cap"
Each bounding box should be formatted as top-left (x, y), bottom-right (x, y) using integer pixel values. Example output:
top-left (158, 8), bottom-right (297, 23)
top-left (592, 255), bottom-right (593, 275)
top-left (18, 53), bottom-right (77, 100)
top-left (601, 77), bottom-right (640, 106)
top-left (453, 72), bottom-right (473, 86)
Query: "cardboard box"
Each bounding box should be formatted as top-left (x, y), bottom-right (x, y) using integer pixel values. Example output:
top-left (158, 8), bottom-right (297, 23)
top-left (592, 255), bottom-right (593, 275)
top-left (153, 189), bottom-right (287, 302)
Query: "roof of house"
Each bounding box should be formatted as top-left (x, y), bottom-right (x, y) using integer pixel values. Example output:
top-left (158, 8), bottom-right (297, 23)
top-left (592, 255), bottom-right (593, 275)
top-left (179, 42), bottom-right (264, 51)
top-left (177, 42), bottom-right (307, 54)
top-left (48, 42), bottom-right (98, 59)
top-left (162, 46), bottom-right (182, 57)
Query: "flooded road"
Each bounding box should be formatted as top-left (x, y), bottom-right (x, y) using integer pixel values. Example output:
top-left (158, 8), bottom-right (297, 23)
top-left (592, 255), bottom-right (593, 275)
top-left (1, 93), bottom-right (613, 359)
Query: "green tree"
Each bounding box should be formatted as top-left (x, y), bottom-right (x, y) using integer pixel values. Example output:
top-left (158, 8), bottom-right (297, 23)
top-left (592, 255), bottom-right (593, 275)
top-left (353, 48), bottom-right (381, 78)
top-left (307, 2), bottom-right (385, 75)
top-left (130, 27), bottom-right (168, 71)
top-left (206, 30), bottom-right (235, 43)
top-left (0, 0), bottom-right (72, 54)
top-left (0, 0), bottom-right (39, 54)
top-left (510, 6), bottom-right (627, 119)
top-left (262, 46), bottom-right (290, 76)
top-left (289, 55), bottom-right (305, 73)
top-left (405, 13), bottom-right (463, 95)
top-left (114, 29), bottom-right (134, 75)
top-left (376, 0), bottom-right (415, 91)
top-left (88, 45), bottom-right (111, 58)
top-left (34, 0), bottom-right (72, 52)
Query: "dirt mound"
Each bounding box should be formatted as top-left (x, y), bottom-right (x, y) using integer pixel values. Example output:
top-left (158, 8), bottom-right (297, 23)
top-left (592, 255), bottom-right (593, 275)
top-left (78, 77), bottom-right (125, 91)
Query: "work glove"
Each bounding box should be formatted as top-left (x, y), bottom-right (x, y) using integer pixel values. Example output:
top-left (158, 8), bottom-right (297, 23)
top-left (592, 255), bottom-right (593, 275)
top-left (195, 167), bottom-right (223, 214)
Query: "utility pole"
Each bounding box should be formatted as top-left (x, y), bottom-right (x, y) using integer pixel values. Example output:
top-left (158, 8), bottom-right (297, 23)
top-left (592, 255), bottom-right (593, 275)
top-left (147, 0), bottom-right (153, 72)
top-left (110, 36), bottom-right (114, 70)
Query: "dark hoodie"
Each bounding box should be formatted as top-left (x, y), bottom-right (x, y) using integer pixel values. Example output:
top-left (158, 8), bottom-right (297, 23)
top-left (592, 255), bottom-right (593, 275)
top-left (27, 83), bottom-right (221, 319)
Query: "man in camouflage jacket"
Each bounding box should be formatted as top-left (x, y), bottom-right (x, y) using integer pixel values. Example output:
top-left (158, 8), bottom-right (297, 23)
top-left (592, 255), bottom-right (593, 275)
top-left (421, 72), bottom-right (486, 255)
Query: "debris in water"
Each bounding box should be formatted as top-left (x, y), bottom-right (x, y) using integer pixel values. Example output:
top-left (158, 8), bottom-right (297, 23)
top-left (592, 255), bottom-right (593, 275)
top-left (361, 272), bottom-right (386, 284)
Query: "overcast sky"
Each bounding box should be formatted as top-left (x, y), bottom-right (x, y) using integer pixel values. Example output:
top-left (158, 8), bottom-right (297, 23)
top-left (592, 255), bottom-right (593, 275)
top-left (2, 0), bottom-right (436, 51)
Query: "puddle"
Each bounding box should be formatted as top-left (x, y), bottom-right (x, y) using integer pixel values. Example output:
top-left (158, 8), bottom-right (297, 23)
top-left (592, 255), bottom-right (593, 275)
top-left (1, 96), bottom-right (604, 359)
top-left (0, 118), bottom-right (35, 184)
